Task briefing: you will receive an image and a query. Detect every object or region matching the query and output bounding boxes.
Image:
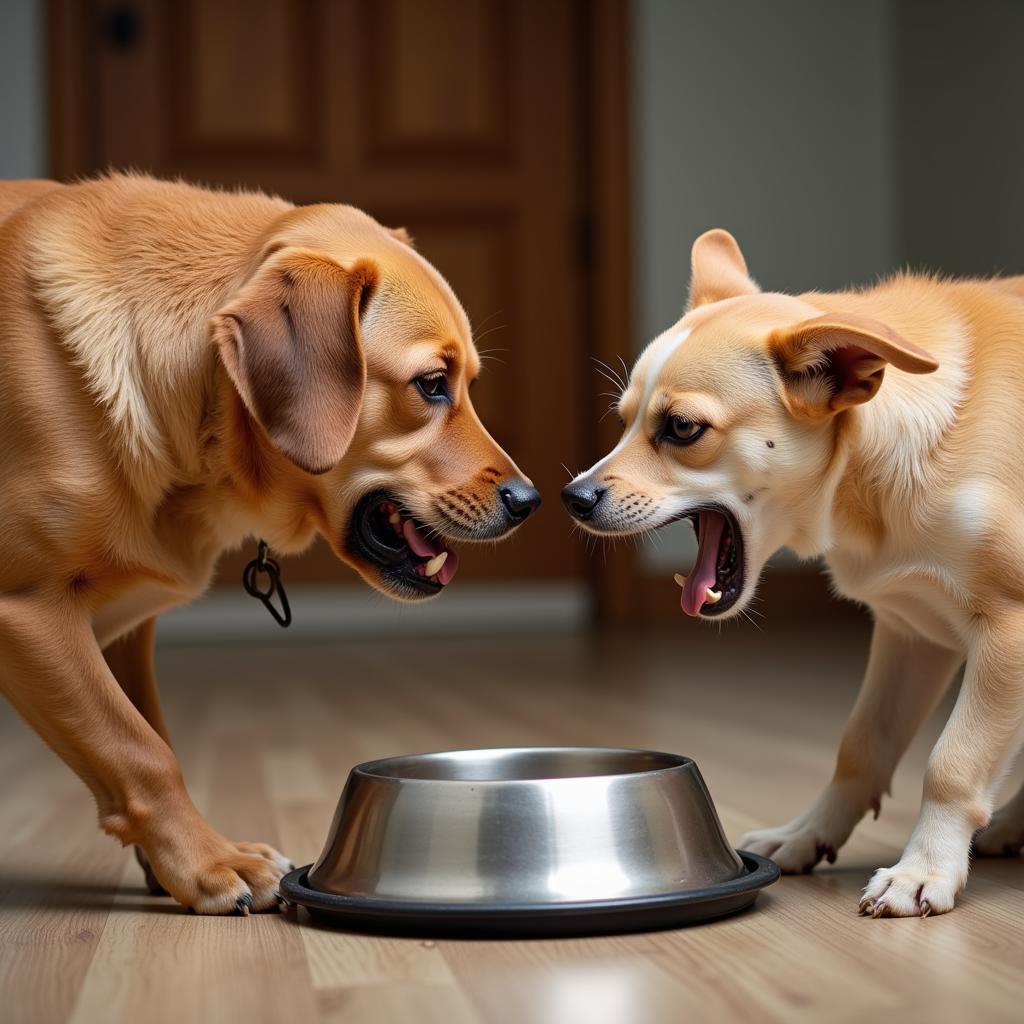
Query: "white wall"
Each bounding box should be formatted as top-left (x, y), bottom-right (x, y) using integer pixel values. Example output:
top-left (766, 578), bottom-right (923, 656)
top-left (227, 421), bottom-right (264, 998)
top-left (897, 0), bottom-right (1024, 278)
top-left (631, 0), bottom-right (895, 571)
top-left (632, 0), bottom-right (895, 339)
top-left (0, 0), bottom-right (46, 179)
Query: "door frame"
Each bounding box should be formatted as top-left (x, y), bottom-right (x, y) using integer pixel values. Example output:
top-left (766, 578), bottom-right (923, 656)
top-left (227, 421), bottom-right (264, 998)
top-left (46, 0), bottom-right (643, 626)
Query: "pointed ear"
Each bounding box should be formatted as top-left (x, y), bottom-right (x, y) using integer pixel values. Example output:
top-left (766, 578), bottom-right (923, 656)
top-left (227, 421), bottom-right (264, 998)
top-left (688, 229), bottom-right (759, 309)
top-left (211, 250), bottom-right (376, 473)
top-left (771, 313), bottom-right (940, 417)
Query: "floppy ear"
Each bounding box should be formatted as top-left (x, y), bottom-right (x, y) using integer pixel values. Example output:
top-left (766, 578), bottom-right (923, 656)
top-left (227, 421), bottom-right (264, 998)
top-left (771, 313), bottom-right (940, 417)
top-left (211, 249), bottom-right (376, 474)
top-left (688, 229), bottom-right (759, 309)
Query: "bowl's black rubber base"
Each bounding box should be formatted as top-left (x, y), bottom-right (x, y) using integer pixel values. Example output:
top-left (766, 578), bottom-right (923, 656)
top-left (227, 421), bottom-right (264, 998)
top-left (279, 851), bottom-right (779, 938)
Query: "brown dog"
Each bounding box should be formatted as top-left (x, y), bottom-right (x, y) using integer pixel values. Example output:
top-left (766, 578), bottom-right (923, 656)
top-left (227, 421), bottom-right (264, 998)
top-left (0, 174), bottom-right (539, 913)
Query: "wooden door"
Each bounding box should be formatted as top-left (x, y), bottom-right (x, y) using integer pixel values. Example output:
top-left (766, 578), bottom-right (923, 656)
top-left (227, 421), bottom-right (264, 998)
top-left (49, 0), bottom-right (616, 587)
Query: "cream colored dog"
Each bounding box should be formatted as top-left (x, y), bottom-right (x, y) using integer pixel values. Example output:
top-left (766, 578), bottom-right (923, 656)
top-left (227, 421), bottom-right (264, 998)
top-left (563, 229), bottom-right (1024, 917)
top-left (0, 174), bottom-right (539, 913)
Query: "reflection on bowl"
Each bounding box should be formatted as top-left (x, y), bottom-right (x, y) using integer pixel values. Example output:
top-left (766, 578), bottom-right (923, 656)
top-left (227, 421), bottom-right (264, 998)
top-left (307, 747), bottom-right (745, 905)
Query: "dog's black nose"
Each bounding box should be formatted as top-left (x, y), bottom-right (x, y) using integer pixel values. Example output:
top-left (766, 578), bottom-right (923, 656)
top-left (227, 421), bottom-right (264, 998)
top-left (561, 481), bottom-right (606, 520)
top-left (499, 481), bottom-right (542, 522)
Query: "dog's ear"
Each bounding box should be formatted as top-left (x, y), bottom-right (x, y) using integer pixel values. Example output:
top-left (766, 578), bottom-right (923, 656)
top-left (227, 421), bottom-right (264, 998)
top-left (211, 250), bottom-right (376, 474)
top-left (771, 313), bottom-right (939, 417)
top-left (688, 229), bottom-right (759, 309)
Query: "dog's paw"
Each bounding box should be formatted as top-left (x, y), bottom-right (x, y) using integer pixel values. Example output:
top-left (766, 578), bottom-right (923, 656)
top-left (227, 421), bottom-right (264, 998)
top-left (740, 823), bottom-right (838, 874)
top-left (148, 837), bottom-right (294, 915)
top-left (739, 781), bottom-right (873, 874)
top-left (858, 860), bottom-right (961, 918)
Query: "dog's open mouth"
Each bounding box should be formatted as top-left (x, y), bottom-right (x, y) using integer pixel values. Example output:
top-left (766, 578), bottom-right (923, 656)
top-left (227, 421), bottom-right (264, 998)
top-left (348, 491), bottom-right (459, 597)
top-left (673, 506), bottom-right (744, 617)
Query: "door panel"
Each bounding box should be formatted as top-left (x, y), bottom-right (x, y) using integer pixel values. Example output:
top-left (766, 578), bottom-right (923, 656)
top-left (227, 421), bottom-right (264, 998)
top-left (363, 0), bottom-right (512, 162)
top-left (60, 0), bottom-right (590, 584)
top-left (168, 0), bottom-right (323, 159)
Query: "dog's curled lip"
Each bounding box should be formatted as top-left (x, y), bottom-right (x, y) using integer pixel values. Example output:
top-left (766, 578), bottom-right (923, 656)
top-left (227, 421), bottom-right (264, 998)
top-left (346, 490), bottom-right (451, 598)
top-left (681, 503), bottom-right (746, 618)
top-left (619, 500), bottom-right (746, 617)
top-left (570, 500), bottom-right (747, 617)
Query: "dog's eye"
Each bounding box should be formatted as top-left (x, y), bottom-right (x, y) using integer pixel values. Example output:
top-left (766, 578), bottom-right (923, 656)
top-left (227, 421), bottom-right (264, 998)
top-left (415, 373), bottom-right (450, 403)
top-left (663, 416), bottom-right (707, 446)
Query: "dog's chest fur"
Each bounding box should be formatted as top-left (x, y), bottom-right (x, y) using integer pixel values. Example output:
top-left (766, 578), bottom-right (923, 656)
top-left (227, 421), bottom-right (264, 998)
top-left (824, 470), bottom-right (1017, 651)
top-left (827, 543), bottom-right (974, 650)
top-left (92, 582), bottom-right (189, 649)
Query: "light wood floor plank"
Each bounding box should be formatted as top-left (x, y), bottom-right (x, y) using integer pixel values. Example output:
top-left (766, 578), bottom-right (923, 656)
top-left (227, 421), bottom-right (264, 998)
top-left (2, 622), bottom-right (1022, 1023)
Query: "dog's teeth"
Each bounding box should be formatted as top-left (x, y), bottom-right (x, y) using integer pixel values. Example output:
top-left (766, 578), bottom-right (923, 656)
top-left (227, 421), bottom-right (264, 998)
top-left (424, 552), bottom-right (448, 577)
top-left (388, 512), bottom-right (401, 525)
top-left (705, 588), bottom-right (722, 604)
top-left (673, 573), bottom-right (687, 588)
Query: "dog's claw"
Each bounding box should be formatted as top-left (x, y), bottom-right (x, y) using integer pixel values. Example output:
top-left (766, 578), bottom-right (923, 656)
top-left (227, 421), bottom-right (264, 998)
top-left (813, 841), bottom-right (838, 869)
top-left (858, 897), bottom-right (874, 916)
top-left (234, 893), bottom-right (254, 916)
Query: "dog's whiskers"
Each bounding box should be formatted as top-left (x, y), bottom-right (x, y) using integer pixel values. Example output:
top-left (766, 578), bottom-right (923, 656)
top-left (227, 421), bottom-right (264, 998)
top-left (473, 323), bottom-right (509, 346)
top-left (617, 354), bottom-right (632, 389)
top-left (593, 357), bottom-right (626, 393)
top-left (593, 364), bottom-right (626, 396)
top-left (469, 309), bottom-right (503, 335)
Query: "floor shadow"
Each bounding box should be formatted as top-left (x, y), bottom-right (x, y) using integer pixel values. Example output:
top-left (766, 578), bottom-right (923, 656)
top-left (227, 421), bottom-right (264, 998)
top-left (0, 872), bottom-right (180, 914)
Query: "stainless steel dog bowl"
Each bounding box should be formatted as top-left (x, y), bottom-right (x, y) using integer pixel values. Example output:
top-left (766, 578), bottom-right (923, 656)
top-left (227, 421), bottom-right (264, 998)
top-left (281, 747), bottom-right (778, 936)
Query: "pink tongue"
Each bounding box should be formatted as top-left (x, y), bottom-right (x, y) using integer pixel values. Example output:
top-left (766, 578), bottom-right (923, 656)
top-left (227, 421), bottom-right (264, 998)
top-left (437, 549), bottom-right (459, 585)
top-left (401, 517), bottom-right (459, 586)
top-left (403, 518), bottom-right (442, 558)
top-left (681, 510), bottom-right (725, 617)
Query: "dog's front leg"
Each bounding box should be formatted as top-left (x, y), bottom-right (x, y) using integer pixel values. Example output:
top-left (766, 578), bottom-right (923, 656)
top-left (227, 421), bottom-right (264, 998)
top-left (0, 596), bottom-right (290, 914)
top-left (861, 612), bottom-right (1024, 917)
top-left (741, 617), bottom-right (962, 873)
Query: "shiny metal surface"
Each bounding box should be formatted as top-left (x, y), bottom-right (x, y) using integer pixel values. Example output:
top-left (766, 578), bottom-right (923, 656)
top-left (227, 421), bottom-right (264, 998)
top-left (308, 748), bottom-right (744, 905)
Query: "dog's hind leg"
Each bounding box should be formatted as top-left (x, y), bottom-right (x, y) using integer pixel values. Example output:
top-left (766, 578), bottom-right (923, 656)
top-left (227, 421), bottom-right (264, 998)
top-left (104, 618), bottom-right (170, 744)
top-left (974, 775), bottom-right (1024, 856)
top-left (741, 617), bottom-right (962, 874)
top-left (103, 619), bottom-right (171, 894)
top-left (861, 610), bottom-right (1024, 917)
top-left (0, 595), bottom-right (291, 914)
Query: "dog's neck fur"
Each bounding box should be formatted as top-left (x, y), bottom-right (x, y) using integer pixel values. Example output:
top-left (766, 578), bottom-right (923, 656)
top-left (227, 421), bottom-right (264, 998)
top-left (29, 174), bottom-right (318, 558)
top-left (792, 277), bottom-right (971, 562)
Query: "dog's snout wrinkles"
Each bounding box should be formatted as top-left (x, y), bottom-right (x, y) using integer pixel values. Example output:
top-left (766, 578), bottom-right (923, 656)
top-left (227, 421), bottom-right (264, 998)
top-left (561, 482), bottom-right (605, 520)
top-left (499, 481), bottom-right (542, 523)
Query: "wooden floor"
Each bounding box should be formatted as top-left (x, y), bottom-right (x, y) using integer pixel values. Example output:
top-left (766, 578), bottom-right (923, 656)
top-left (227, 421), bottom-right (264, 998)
top-left (2, 619), bottom-right (1022, 1023)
